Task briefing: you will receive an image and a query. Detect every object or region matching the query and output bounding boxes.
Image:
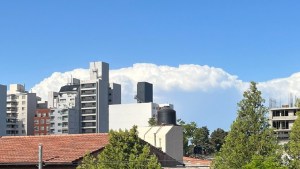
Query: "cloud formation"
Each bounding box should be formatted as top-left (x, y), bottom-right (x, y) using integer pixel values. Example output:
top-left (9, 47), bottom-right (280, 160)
top-left (258, 72), bottom-right (300, 105)
top-left (31, 63), bottom-right (300, 130)
top-left (31, 63), bottom-right (245, 102)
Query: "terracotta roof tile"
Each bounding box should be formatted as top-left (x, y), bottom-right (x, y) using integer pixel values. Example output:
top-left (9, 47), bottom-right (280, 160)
top-left (0, 134), bottom-right (109, 164)
top-left (183, 156), bottom-right (212, 166)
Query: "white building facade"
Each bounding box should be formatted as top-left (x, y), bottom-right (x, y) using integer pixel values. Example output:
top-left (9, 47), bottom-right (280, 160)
top-left (49, 83), bottom-right (80, 134)
top-left (6, 84), bottom-right (37, 136)
top-left (0, 84), bottom-right (7, 136)
top-left (109, 103), bottom-right (173, 131)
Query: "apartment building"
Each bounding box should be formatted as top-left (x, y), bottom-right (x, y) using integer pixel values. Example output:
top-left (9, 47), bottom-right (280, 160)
top-left (34, 109), bottom-right (51, 135)
top-left (6, 84), bottom-right (37, 136)
top-left (269, 105), bottom-right (299, 144)
top-left (49, 83), bottom-right (80, 134)
top-left (80, 62), bottom-right (118, 133)
top-left (0, 84), bottom-right (7, 136)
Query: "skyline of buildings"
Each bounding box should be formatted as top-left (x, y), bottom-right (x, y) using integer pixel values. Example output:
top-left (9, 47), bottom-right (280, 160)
top-left (0, 61), bottom-right (173, 136)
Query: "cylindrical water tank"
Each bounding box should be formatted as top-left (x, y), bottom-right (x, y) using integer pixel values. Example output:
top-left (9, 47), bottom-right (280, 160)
top-left (157, 107), bottom-right (176, 125)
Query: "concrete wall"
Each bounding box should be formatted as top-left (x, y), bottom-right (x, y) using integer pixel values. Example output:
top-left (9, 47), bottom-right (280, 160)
top-left (109, 83), bottom-right (121, 105)
top-left (0, 85), bottom-right (7, 136)
top-left (26, 93), bottom-right (37, 135)
top-left (97, 79), bottom-right (109, 133)
top-left (109, 103), bottom-right (157, 131)
top-left (137, 125), bottom-right (183, 163)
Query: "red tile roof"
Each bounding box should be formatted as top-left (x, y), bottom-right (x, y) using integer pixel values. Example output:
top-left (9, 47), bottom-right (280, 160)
top-left (183, 156), bottom-right (212, 166)
top-left (0, 134), bottom-right (109, 165)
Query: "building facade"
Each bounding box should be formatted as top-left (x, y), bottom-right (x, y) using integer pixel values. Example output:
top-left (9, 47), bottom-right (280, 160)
top-left (109, 103), bottom-right (173, 131)
top-left (138, 125), bottom-right (183, 163)
top-left (6, 84), bottom-right (37, 136)
top-left (269, 106), bottom-right (299, 144)
top-left (80, 62), bottom-right (120, 133)
top-left (49, 84), bottom-right (80, 134)
top-left (0, 84), bottom-right (7, 136)
top-left (34, 109), bottom-right (51, 135)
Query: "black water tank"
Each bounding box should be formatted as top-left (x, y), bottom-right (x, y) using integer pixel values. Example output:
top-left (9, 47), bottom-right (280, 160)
top-left (157, 107), bottom-right (176, 125)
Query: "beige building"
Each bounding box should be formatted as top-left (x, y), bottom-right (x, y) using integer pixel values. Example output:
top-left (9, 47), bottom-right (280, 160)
top-left (138, 125), bottom-right (183, 163)
top-left (6, 84), bottom-right (37, 136)
top-left (269, 103), bottom-right (299, 144)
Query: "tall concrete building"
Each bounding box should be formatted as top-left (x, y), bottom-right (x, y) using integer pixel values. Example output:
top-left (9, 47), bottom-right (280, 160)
top-left (135, 82), bottom-right (153, 103)
top-left (49, 82), bottom-right (81, 134)
top-left (80, 62), bottom-right (110, 133)
top-left (6, 84), bottom-right (37, 136)
top-left (0, 85), bottom-right (7, 136)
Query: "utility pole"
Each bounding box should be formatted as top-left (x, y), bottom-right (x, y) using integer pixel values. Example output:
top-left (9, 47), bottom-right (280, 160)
top-left (38, 144), bottom-right (43, 169)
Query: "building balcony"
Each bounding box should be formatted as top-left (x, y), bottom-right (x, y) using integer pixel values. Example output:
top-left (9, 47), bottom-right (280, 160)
top-left (7, 110), bottom-right (18, 114)
top-left (7, 114), bottom-right (17, 118)
top-left (82, 122), bottom-right (96, 128)
top-left (81, 84), bottom-right (96, 89)
top-left (81, 96), bottom-right (97, 102)
top-left (81, 110), bottom-right (96, 116)
top-left (82, 116), bottom-right (96, 122)
top-left (81, 103), bottom-right (97, 109)
top-left (82, 128), bottom-right (96, 133)
top-left (81, 90), bottom-right (97, 96)
top-left (270, 116), bottom-right (297, 121)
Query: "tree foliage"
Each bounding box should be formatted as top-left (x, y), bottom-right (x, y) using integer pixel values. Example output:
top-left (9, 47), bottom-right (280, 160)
top-left (77, 126), bottom-right (161, 169)
top-left (212, 82), bottom-right (283, 169)
top-left (288, 111), bottom-right (300, 168)
top-left (242, 154), bottom-right (288, 169)
top-left (210, 128), bottom-right (227, 152)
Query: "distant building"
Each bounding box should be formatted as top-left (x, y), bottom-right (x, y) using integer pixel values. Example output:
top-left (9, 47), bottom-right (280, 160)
top-left (34, 109), bottom-right (50, 135)
top-left (109, 83), bottom-right (121, 105)
top-left (49, 83), bottom-right (81, 134)
top-left (0, 84), bottom-right (7, 136)
top-left (80, 62), bottom-right (121, 133)
top-left (6, 84), bottom-right (37, 136)
top-left (269, 106), bottom-right (299, 144)
top-left (109, 103), bottom-right (173, 131)
top-left (138, 125), bottom-right (183, 163)
top-left (135, 82), bottom-right (153, 103)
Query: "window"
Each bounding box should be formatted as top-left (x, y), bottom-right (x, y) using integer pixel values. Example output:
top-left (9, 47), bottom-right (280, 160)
top-left (58, 129), bottom-right (62, 132)
top-left (22, 107), bottom-right (25, 111)
top-left (40, 126), bottom-right (44, 130)
top-left (46, 119), bottom-right (50, 123)
top-left (22, 130), bottom-right (26, 134)
top-left (58, 123), bottom-right (62, 126)
top-left (22, 96), bottom-right (25, 99)
top-left (40, 119), bottom-right (44, 124)
top-left (22, 101), bottom-right (26, 105)
top-left (34, 120), bottom-right (39, 124)
top-left (34, 126), bottom-right (39, 131)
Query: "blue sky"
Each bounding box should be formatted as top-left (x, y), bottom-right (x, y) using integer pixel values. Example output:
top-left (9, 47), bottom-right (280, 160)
top-left (2, 1), bottom-right (300, 131)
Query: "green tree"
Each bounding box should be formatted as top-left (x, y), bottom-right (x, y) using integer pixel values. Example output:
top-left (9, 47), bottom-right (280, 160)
top-left (177, 119), bottom-right (197, 155)
top-left (212, 82), bottom-right (283, 169)
top-left (148, 117), bottom-right (157, 126)
top-left (288, 111), bottom-right (300, 168)
top-left (242, 154), bottom-right (288, 169)
top-left (210, 128), bottom-right (227, 152)
top-left (77, 126), bottom-right (161, 169)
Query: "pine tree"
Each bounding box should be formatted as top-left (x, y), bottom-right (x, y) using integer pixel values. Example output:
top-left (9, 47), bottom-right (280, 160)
top-left (212, 82), bottom-right (282, 169)
top-left (77, 126), bottom-right (161, 169)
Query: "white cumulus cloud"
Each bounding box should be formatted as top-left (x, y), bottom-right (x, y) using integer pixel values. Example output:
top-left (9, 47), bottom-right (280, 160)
top-left (258, 72), bottom-right (300, 105)
top-left (31, 63), bottom-right (245, 102)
